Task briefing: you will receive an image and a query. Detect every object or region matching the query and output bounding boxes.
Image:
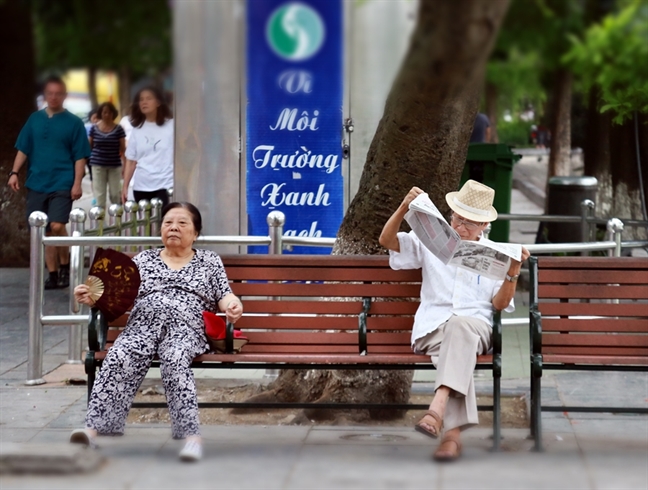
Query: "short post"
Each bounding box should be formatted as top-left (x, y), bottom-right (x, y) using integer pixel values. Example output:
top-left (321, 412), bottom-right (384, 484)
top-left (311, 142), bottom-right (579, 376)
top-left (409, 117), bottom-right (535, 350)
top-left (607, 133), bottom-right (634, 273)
top-left (67, 208), bottom-right (86, 364)
top-left (123, 200), bottom-right (139, 240)
top-left (607, 218), bottom-right (624, 258)
top-left (267, 211), bottom-right (285, 255)
top-left (265, 211), bottom-right (286, 378)
top-left (88, 206), bottom-right (104, 266)
top-left (580, 199), bottom-right (595, 256)
top-left (483, 223), bottom-right (492, 240)
top-left (138, 199), bottom-right (152, 237)
top-left (27, 212), bottom-right (48, 385)
top-left (108, 204), bottom-right (123, 251)
top-left (108, 204), bottom-right (123, 234)
top-left (150, 198), bottom-right (163, 237)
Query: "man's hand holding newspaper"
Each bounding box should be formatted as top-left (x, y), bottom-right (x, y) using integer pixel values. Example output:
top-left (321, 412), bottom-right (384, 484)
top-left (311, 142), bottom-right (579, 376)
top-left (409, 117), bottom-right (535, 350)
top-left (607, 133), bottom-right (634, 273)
top-left (405, 193), bottom-right (522, 281)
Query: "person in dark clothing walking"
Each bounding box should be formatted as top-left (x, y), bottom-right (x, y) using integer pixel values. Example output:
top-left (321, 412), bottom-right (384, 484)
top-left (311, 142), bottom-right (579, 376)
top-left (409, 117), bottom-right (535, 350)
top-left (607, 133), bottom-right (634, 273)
top-left (7, 76), bottom-right (91, 289)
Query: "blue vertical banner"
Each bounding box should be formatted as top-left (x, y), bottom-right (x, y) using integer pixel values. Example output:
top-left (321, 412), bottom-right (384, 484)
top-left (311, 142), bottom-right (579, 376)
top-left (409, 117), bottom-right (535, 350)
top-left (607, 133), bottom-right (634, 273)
top-left (246, 0), bottom-right (343, 254)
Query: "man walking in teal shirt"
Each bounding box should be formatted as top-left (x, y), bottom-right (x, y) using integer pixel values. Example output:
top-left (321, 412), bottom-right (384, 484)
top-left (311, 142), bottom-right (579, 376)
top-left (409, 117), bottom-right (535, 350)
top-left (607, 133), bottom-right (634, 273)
top-left (8, 76), bottom-right (91, 289)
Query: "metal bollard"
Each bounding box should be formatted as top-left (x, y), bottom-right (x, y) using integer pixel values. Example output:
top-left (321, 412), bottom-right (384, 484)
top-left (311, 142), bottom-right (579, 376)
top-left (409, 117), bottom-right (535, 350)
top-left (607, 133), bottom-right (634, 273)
top-left (108, 204), bottom-right (123, 233)
top-left (265, 211), bottom-right (286, 379)
top-left (67, 208), bottom-right (86, 364)
top-left (150, 198), bottom-right (163, 237)
top-left (580, 199), bottom-right (595, 256)
top-left (88, 206), bottom-right (105, 265)
top-left (607, 218), bottom-right (624, 258)
top-left (27, 212), bottom-right (48, 385)
top-left (108, 204), bottom-right (123, 251)
top-left (267, 211), bottom-right (285, 255)
top-left (138, 199), bottom-right (152, 238)
top-left (483, 223), bottom-right (492, 240)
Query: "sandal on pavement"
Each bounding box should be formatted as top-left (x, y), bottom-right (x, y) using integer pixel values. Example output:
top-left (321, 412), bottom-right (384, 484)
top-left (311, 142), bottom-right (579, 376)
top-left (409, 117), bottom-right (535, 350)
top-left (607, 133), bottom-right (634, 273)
top-left (433, 435), bottom-right (462, 462)
top-left (179, 439), bottom-right (203, 462)
top-left (69, 428), bottom-right (97, 449)
top-left (414, 410), bottom-right (443, 439)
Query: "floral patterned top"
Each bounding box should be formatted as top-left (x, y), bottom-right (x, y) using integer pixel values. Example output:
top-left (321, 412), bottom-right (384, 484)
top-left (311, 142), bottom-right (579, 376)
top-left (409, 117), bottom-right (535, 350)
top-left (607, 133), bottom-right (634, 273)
top-left (127, 248), bottom-right (233, 353)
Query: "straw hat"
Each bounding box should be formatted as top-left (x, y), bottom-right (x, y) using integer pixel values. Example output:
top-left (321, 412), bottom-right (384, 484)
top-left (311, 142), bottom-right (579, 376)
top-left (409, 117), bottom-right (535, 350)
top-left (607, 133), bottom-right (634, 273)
top-left (445, 180), bottom-right (498, 223)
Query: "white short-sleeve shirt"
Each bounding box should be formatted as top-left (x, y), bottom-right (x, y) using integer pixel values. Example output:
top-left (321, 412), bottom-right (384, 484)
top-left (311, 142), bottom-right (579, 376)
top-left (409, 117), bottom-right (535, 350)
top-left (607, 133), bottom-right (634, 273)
top-left (125, 119), bottom-right (174, 192)
top-left (389, 231), bottom-right (514, 345)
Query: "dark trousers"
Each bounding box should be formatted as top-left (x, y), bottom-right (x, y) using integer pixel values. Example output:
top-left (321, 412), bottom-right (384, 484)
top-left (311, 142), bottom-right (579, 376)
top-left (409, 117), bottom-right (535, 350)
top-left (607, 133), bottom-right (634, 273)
top-left (133, 189), bottom-right (170, 208)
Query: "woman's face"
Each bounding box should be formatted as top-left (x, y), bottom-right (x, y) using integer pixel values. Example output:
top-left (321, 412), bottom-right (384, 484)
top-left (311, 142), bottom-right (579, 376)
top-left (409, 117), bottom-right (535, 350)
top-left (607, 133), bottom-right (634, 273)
top-left (161, 208), bottom-right (198, 251)
top-left (138, 90), bottom-right (161, 117)
top-left (100, 106), bottom-right (114, 123)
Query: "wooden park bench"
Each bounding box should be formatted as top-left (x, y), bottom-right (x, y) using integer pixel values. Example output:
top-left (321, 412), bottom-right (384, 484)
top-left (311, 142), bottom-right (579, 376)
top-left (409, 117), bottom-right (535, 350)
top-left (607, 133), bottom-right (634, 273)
top-left (529, 256), bottom-right (648, 450)
top-left (85, 254), bottom-right (504, 447)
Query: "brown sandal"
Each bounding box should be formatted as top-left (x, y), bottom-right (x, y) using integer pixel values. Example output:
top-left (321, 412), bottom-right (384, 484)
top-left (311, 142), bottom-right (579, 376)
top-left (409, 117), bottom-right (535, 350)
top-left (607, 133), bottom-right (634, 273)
top-left (433, 435), bottom-right (462, 462)
top-left (414, 410), bottom-right (443, 439)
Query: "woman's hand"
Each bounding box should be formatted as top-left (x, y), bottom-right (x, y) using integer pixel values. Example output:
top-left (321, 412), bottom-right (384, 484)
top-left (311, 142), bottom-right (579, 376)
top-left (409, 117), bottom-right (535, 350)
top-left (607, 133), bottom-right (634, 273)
top-left (74, 284), bottom-right (96, 306)
top-left (225, 298), bottom-right (243, 324)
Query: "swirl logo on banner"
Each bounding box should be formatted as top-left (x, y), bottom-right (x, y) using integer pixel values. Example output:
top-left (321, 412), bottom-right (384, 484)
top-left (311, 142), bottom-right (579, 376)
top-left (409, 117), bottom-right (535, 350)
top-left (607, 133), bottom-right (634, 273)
top-left (247, 0), bottom-right (343, 254)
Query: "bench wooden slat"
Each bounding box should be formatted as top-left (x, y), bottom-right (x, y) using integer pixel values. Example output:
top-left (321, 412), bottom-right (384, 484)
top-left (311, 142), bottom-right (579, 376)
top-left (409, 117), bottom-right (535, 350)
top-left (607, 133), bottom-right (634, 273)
top-left (542, 319), bottom-right (648, 333)
top-left (225, 267), bottom-right (421, 282)
top-left (538, 270), bottom-right (648, 284)
top-left (542, 354), bottom-right (648, 365)
top-left (538, 303), bottom-right (648, 317)
top-left (93, 351), bottom-right (494, 365)
top-left (542, 346), bottom-right (648, 356)
top-left (245, 332), bottom-right (359, 345)
top-left (366, 317), bottom-right (415, 331)
top-left (542, 333), bottom-right (648, 348)
top-left (368, 302), bottom-right (420, 315)
top-left (537, 257), bottom-right (648, 269)
top-left (235, 301), bottom-right (419, 315)
top-left (221, 254), bottom-right (394, 268)
top-left (240, 301), bottom-right (364, 314)
top-left (235, 316), bottom-right (359, 330)
top-left (538, 285), bottom-right (648, 300)
top-left (232, 282), bottom-right (422, 297)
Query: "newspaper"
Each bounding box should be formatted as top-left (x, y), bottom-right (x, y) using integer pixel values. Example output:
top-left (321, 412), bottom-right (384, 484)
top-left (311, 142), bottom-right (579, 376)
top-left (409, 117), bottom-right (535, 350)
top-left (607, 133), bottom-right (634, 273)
top-left (404, 193), bottom-right (522, 280)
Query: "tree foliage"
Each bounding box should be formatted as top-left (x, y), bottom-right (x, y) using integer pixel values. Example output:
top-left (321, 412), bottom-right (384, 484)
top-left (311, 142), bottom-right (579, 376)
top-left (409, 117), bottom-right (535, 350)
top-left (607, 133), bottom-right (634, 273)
top-left (486, 0), bottom-right (586, 120)
top-left (32, 0), bottom-right (171, 78)
top-left (564, 0), bottom-right (648, 123)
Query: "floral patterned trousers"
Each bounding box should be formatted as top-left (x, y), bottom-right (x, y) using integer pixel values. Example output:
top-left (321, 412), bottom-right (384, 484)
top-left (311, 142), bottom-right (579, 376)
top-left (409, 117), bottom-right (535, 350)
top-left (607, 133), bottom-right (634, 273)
top-left (85, 317), bottom-right (204, 439)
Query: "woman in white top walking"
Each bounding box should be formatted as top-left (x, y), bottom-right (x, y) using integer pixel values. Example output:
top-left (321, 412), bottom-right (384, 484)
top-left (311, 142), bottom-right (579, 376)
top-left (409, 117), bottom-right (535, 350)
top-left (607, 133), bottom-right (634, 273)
top-left (122, 87), bottom-right (174, 207)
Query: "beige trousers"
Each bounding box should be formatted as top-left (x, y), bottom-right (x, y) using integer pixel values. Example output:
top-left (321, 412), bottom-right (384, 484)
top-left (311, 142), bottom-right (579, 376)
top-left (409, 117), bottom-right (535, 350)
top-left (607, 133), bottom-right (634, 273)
top-left (91, 166), bottom-right (122, 210)
top-left (413, 315), bottom-right (492, 431)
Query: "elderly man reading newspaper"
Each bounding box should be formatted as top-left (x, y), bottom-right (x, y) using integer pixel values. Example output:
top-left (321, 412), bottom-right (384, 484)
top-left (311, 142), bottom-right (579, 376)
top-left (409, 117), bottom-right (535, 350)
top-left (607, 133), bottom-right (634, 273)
top-left (379, 180), bottom-right (530, 462)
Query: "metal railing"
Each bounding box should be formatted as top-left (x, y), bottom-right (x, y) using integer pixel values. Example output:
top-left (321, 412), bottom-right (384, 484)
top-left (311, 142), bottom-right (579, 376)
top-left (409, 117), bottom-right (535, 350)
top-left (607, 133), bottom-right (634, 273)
top-left (25, 207), bottom-right (648, 385)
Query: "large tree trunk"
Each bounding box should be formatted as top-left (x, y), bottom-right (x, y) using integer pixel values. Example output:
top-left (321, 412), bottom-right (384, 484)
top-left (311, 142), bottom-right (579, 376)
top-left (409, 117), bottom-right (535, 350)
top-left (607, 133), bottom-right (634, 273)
top-left (584, 88), bottom-right (648, 241)
top-left (253, 0), bottom-right (510, 422)
top-left (547, 69), bottom-right (572, 178)
top-left (584, 88), bottom-right (612, 216)
top-left (0, 0), bottom-right (37, 267)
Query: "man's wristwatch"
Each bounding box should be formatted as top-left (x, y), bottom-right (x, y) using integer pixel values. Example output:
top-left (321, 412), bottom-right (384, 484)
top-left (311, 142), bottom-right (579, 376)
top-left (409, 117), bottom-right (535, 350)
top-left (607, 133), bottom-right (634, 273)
top-left (8, 171), bottom-right (18, 179)
top-left (506, 273), bottom-right (520, 283)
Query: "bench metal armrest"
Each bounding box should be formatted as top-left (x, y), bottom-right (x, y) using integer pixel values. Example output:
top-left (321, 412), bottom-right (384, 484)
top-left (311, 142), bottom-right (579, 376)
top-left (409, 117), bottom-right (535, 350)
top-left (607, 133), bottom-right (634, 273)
top-left (358, 297), bottom-right (371, 354)
top-left (88, 308), bottom-right (108, 352)
top-left (225, 321), bottom-right (235, 354)
top-left (492, 310), bottom-right (502, 377)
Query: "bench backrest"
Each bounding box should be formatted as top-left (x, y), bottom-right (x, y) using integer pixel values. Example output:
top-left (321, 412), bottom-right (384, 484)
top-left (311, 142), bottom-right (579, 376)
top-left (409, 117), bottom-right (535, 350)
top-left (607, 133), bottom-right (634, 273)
top-left (103, 254), bottom-right (422, 355)
top-left (531, 257), bottom-right (648, 361)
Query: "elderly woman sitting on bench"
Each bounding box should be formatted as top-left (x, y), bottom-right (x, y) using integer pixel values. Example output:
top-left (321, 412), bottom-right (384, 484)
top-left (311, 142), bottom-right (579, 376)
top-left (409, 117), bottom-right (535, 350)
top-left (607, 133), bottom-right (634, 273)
top-left (70, 202), bottom-right (243, 462)
top-left (379, 180), bottom-right (529, 462)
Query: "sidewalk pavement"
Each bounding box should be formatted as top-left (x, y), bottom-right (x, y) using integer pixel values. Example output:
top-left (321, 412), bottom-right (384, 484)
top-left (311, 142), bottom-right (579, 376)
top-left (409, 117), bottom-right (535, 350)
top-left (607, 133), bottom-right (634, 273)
top-left (1, 161), bottom-right (647, 489)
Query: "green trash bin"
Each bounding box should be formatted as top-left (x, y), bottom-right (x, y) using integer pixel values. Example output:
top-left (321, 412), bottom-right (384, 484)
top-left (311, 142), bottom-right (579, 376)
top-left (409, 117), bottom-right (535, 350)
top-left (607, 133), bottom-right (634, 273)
top-left (460, 143), bottom-right (521, 242)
